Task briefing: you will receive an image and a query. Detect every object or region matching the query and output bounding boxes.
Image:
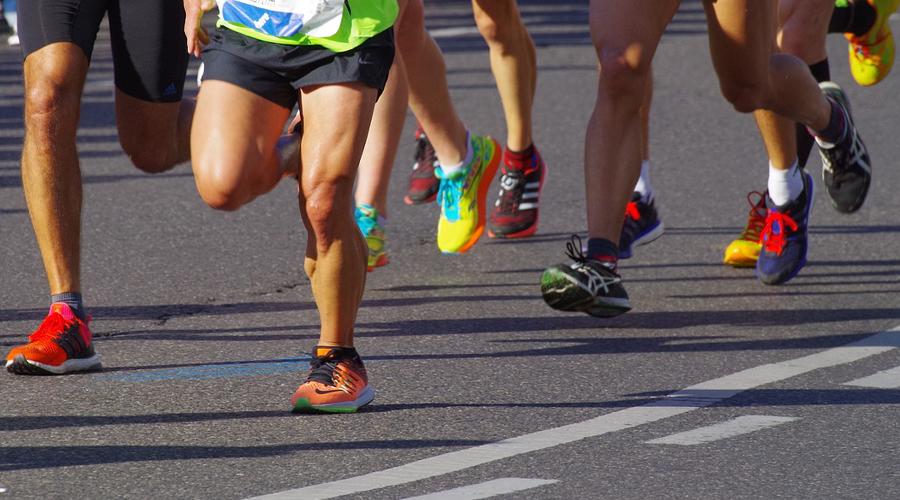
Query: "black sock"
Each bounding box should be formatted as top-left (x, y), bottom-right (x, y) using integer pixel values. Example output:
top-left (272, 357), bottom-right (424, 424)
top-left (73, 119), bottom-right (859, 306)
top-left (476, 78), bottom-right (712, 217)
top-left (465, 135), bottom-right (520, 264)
top-left (829, 0), bottom-right (877, 36)
top-left (586, 237), bottom-right (618, 267)
top-left (797, 59), bottom-right (831, 168)
top-left (51, 292), bottom-right (86, 320)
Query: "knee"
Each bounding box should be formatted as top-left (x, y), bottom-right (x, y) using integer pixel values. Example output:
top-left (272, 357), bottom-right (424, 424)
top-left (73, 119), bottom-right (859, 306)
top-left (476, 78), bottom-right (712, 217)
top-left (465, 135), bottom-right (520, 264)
top-left (474, 5), bottom-right (521, 48)
top-left (597, 46), bottom-right (651, 107)
top-left (120, 140), bottom-right (172, 174)
top-left (719, 80), bottom-right (768, 114)
top-left (24, 81), bottom-right (79, 135)
top-left (302, 176), bottom-right (354, 247)
top-left (194, 161), bottom-right (246, 212)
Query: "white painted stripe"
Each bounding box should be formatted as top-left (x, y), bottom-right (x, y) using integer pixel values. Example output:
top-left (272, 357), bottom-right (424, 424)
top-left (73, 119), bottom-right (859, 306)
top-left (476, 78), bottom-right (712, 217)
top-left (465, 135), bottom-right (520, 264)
top-left (517, 202), bottom-right (538, 210)
top-left (645, 415), bottom-right (798, 445)
top-left (843, 365), bottom-right (900, 388)
top-left (401, 478), bottom-right (557, 500)
top-left (429, 26), bottom-right (480, 38)
top-left (247, 326), bottom-right (900, 500)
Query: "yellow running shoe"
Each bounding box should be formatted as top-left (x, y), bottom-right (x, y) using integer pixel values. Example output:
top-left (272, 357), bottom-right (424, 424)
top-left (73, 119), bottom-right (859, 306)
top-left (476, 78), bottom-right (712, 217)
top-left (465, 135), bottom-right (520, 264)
top-left (723, 191), bottom-right (767, 268)
top-left (436, 134), bottom-right (501, 254)
top-left (846, 0), bottom-right (900, 86)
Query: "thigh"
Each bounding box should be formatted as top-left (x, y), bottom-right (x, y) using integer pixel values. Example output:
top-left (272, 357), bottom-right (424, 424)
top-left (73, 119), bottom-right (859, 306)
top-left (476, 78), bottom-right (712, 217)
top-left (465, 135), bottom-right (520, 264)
top-left (471, 0), bottom-right (520, 22)
top-left (299, 83), bottom-right (378, 185)
top-left (108, 0), bottom-right (189, 103)
top-left (703, 0), bottom-right (778, 87)
top-left (777, 0), bottom-right (832, 62)
top-left (192, 80), bottom-right (291, 184)
top-left (589, 0), bottom-right (679, 70)
top-left (19, 0), bottom-right (106, 60)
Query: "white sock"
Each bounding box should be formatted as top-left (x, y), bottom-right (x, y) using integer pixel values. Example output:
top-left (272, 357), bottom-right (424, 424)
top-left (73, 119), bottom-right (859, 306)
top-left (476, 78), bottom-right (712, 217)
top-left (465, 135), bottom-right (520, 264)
top-left (767, 160), bottom-right (803, 206)
top-left (633, 159), bottom-right (654, 202)
top-left (439, 131), bottom-right (473, 176)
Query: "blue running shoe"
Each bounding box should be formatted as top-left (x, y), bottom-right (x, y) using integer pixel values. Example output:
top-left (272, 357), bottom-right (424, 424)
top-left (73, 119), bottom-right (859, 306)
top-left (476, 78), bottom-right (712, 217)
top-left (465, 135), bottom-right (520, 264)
top-left (619, 192), bottom-right (664, 259)
top-left (756, 171), bottom-right (814, 285)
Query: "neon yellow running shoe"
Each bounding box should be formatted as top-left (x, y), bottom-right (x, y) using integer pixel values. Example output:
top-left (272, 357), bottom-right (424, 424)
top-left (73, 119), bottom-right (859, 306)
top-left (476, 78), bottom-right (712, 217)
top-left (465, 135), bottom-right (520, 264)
top-left (846, 0), bottom-right (900, 86)
top-left (436, 134), bottom-right (501, 254)
top-left (723, 191), bottom-right (767, 268)
top-left (355, 203), bottom-right (388, 271)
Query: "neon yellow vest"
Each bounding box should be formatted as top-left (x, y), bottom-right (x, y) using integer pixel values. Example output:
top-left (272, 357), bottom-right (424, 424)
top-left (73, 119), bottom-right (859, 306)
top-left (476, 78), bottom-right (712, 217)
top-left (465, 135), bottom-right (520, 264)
top-left (216, 0), bottom-right (397, 52)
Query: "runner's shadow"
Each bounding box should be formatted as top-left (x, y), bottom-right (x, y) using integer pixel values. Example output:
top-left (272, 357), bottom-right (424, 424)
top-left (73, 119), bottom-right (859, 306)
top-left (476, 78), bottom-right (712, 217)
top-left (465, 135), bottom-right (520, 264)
top-left (0, 439), bottom-right (491, 471)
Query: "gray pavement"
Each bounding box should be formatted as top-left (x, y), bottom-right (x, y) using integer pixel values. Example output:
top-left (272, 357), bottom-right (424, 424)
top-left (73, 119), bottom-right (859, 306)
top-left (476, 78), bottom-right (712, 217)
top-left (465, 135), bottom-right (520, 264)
top-left (2, 2), bottom-right (900, 499)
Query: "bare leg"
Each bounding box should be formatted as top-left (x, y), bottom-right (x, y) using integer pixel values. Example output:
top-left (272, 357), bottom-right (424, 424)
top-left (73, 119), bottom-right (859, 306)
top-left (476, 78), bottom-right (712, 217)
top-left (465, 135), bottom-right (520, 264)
top-left (21, 43), bottom-right (89, 296)
top-left (115, 91), bottom-right (194, 173)
top-left (299, 83), bottom-right (377, 347)
top-left (355, 50), bottom-right (409, 217)
top-left (586, 0), bottom-right (679, 243)
top-left (191, 80), bottom-right (291, 210)
top-left (472, 0), bottom-right (536, 151)
top-left (397, 0), bottom-right (467, 165)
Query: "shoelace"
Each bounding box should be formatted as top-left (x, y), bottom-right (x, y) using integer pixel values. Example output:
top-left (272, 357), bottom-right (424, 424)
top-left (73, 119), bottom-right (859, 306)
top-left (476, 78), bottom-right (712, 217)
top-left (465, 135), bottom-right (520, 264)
top-left (564, 235), bottom-right (619, 295)
top-left (28, 312), bottom-right (70, 343)
top-left (624, 201), bottom-right (641, 221)
top-left (437, 171), bottom-right (464, 218)
top-left (740, 191), bottom-right (768, 243)
top-left (495, 168), bottom-right (524, 213)
top-left (307, 352), bottom-right (359, 394)
top-left (355, 208), bottom-right (377, 236)
top-left (761, 211), bottom-right (798, 256)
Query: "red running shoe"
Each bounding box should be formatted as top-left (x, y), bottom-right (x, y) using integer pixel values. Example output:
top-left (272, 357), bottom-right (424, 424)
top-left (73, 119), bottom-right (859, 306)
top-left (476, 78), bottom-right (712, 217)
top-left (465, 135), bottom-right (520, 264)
top-left (404, 126), bottom-right (440, 205)
top-left (6, 303), bottom-right (101, 375)
top-left (488, 146), bottom-right (546, 239)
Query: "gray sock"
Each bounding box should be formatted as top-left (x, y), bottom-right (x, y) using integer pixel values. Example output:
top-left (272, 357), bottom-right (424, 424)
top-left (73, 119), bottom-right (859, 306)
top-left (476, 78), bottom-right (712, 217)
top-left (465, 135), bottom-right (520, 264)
top-left (50, 292), bottom-right (86, 320)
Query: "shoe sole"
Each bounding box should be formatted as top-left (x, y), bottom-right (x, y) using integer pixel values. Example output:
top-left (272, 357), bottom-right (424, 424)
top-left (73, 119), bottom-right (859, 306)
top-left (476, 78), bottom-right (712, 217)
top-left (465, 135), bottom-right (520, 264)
top-left (292, 386), bottom-right (375, 414)
top-left (6, 353), bottom-right (102, 375)
top-left (541, 267), bottom-right (631, 317)
top-left (488, 157), bottom-right (548, 240)
top-left (756, 173), bottom-right (814, 286)
top-left (442, 137), bottom-right (502, 254)
top-left (619, 221), bottom-right (665, 260)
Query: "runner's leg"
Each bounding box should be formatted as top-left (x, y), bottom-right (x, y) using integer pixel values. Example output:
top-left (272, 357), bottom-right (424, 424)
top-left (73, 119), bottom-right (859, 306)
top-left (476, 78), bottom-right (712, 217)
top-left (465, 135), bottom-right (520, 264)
top-left (299, 83), bottom-right (377, 347)
top-left (471, 0), bottom-right (536, 151)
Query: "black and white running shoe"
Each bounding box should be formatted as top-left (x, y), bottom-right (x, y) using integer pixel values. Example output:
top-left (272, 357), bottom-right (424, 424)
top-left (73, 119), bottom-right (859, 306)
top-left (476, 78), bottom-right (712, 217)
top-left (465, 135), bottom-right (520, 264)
top-left (817, 82), bottom-right (871, 214)
top-left (541, 235), bottom-right (631, 318)
top-left (619, 192), bottom-right (664, 259)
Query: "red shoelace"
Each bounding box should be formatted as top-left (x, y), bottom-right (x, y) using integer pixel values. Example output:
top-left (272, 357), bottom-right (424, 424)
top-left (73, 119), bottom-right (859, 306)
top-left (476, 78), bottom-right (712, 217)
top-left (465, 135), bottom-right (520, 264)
top-left (761, 211), bottom-right (798, 256)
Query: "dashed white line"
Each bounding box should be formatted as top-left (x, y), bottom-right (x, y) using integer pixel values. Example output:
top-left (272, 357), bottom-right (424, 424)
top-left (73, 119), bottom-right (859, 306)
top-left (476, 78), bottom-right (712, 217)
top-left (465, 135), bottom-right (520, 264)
top-left (843, 365), bottom-right (900, 389)
top-left (401, 478), bottom-right (558, 500)
top-left (645, 415), bottom-right (799, 445)
top-left (247, 325), bottom-right (900, 500)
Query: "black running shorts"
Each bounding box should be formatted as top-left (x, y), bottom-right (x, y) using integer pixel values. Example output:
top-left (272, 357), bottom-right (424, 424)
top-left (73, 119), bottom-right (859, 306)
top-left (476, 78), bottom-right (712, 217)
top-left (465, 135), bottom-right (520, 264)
top-left (19, 0), bottom-right (189, 103)
top-left (200, 27), bottom-right (395, 110)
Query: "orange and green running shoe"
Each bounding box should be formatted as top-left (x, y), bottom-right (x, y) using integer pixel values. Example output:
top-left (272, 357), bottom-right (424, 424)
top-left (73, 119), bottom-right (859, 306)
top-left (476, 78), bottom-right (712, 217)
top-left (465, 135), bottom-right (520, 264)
top-left (6, 303), bottom-right (101, 375)
top-left (723, 191), bottom-right (767, 268)
top-left (291, 346), bottom-right (374, 413)
top-left (436, 134), bottom-right (501, 254)
top-left (355, 203), bottom-right (388, 271)
top-left (845, 0), bottom-right (900, 86)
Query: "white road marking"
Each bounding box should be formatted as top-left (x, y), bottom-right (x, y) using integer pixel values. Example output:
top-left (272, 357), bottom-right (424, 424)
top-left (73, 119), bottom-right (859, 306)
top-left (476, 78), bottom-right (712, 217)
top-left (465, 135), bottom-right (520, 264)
top-left (429, 26), bottom-right (480, 38)
top-left (248, 326), bottom-right (900, 500)
top-left (401, 478), bottom-right (557, 500)
top-left (645, 415), bottom-right (798, 445)
top-left (843, 365), bottom-right (900, 388)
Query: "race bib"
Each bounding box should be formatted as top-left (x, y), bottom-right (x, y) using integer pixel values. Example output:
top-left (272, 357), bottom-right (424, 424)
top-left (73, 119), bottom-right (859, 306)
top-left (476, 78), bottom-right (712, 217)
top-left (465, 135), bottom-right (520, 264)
top-left (218, 0), bottom-right (345, 38)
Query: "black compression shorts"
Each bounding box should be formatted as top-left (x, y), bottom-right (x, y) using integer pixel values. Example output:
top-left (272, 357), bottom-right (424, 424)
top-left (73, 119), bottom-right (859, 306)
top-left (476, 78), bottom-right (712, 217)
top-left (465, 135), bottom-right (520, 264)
top-left (19, 0), bottom-right (189, 103)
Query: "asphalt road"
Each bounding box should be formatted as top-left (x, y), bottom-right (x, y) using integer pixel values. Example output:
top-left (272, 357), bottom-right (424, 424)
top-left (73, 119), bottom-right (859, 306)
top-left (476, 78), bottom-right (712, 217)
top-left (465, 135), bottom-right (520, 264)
top-left (3, 2), bottom-right (900, 499)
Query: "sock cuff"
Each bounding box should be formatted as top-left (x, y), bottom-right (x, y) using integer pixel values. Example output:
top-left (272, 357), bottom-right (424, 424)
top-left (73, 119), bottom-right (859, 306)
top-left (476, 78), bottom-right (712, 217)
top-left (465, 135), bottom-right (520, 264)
top-left (587, 237), bottom-right (619, 262)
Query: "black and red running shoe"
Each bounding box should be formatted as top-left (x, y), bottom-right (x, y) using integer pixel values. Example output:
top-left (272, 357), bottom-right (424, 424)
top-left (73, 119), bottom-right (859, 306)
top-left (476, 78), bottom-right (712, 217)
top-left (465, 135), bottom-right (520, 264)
top-left (404, 126), bottom-right (440, 205)
top-left (487, 146), bottom-right (546, 239)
